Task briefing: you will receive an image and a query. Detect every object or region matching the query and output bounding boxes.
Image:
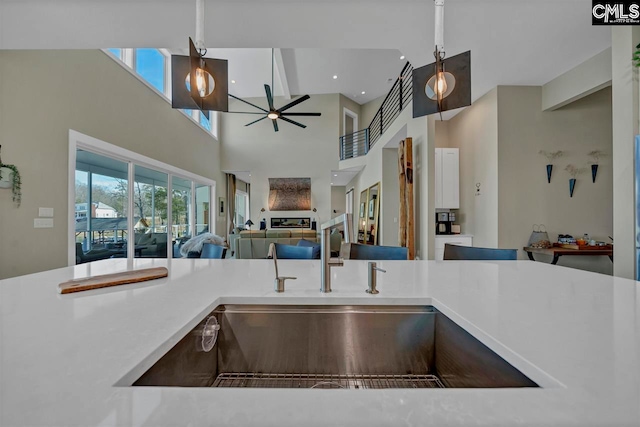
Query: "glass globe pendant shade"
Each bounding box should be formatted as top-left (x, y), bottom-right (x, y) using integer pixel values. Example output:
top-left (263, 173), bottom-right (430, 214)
top-left (425, 70), bottom-right (456, 100)
top-left (184, 67), bottom-right (216, 98)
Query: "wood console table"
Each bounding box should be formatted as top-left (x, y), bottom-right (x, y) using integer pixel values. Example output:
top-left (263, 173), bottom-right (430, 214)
top-left (523, 246), bottom-right (613, 265)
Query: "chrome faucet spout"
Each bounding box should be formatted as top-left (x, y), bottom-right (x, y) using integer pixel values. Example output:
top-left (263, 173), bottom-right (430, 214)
top-left (269, 243), bottom-right (296, 292)
top-left (320, 213), bottom-right (353, 293)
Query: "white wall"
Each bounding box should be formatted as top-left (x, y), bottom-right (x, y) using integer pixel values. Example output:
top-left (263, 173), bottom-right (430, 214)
top-left (435, 121), bottom-right (451, 148)
top-left (611, 27), bottom-right (640, 279)
top-left (343, 105), bottom-right (435, 259)
top-left (382, 148), bottom-right (400, 246)
top-left (542, 48), bottom-right (612, 111)
top-left (497, 86), bottom-right (613, 274)
top-left (448, 88), bottom-right (500, 248)
top-left (361, 95), bottom-right (385, 130)
top-left (331, 185), bottom-right (346, 216)
top-left (221, 94), bottom-right (340, 227)
top-left (0, 50), bottom-right (225, 279)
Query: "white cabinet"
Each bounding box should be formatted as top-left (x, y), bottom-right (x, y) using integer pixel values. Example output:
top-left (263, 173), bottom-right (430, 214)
top-left (435, 148), bottom-right (459, 209)
top-left (434, 235), bottom-right (473, 261)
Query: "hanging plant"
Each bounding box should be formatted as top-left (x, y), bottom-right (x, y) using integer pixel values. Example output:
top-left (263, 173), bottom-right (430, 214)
top-left (0, 145), bottom-right (22, 207)
top-left (539, 150), bottom-right (564, 183)
top-left (564, 164), bottom-right (586, 198)
top-left (587, 150), bottom-right (606, 183)
top-left (634, 43), bottom-right (640, 68)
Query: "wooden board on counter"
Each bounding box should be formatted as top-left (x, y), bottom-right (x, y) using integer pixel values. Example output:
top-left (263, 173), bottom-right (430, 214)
top-left (58, 267), bottom-right (169, 294)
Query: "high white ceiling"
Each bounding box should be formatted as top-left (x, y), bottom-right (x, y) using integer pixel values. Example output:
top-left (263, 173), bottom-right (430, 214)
top-left (179, 48), bottom-right (405, 104)
top-left (0, 0), bottom-right (611, 111)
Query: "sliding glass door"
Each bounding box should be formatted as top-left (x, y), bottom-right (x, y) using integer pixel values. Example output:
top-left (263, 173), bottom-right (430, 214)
top-left (73, 142), bottom-right (215, 263)
top-left (74, 150), bottom-right (129, 260)
top-left (133, 165), bottom-right (169, 258)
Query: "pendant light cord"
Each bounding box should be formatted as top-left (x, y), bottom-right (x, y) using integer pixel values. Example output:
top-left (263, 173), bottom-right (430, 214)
top-left (195, 0), bottom-right (206, 56)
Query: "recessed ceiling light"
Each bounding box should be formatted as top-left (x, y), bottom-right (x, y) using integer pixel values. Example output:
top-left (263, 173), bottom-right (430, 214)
top-left (361, 91), bottom-right (366, 95)
top-left (333, 75), bottom-right (338, 80)
top-left (331, 182), bottom-right (334, 185)
top-left (249, 174), bottom-right (251, 177)
top-left (231, 79), bottom-right (236, 84)
top-left (400, 55), bottom-right (405, 60)
top-left (333, 174), bottom-right (338, 177)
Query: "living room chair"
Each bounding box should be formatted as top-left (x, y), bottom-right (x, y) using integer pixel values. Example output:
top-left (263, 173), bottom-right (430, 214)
top-left (296, 239), bottom-right (321, 259)
top-left (443, 244), bottom-right (517, 261)
top-left (200, 243), bottom-right (227, 259)
top-left (272, 243), bottom-right (315, 259)
top-left (341, 243), bottom-right (408, 260)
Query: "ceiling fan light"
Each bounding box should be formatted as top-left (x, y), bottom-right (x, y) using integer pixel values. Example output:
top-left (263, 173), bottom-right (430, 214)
top-left (267, 112), bottom-right (279, 120)
top-left (425, 70), bottom-right (456, 100)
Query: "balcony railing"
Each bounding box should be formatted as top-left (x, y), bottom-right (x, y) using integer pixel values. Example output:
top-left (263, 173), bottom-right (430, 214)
top-left (339, 128), bottom-right (369, 160)
top-left (339, 62), bottom-right (414, 161)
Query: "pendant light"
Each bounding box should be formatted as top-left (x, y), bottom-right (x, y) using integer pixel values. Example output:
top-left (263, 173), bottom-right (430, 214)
top-left (412, 0), bottom-right (471, 118)
top-left (171, 0), bottom-right (228, 115)
top-left (425, 0), bottom-right (456, 104)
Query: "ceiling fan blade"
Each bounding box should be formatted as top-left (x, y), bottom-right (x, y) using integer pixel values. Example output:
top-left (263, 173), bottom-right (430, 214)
top-left (280, 116), bottom-right (307, 129)
top-left (227, 111), bottom-right (267, 115)
top-left (272, 119), bottom-right (279, 132)
top-left (281, 112), bottom-right (321, 117)
top-left (264, 84), bottom-right (275, 111)
top-left (229, 94), bottom-right (268, 113)
top-left (278, 95), bottom-right (310, 112)
top-left (245, 116), bottom-right (268, 126)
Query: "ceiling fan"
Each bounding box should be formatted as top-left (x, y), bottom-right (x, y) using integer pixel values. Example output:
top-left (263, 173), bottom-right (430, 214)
top-left (228, 49), bottom-right (321, 132)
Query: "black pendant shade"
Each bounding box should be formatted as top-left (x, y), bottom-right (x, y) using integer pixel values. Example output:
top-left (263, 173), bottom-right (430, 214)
top-left (413, 50), bottom-right (471, 118)
top-left (171, 38), bottom-right (229, 116)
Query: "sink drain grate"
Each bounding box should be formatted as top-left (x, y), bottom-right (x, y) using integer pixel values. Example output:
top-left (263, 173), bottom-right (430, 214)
top-left (212, 373), bottom-right (445, 389)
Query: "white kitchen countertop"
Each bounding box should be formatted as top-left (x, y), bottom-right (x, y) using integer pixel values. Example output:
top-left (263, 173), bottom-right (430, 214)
top-left (1, 258), bottom-right (638, 426)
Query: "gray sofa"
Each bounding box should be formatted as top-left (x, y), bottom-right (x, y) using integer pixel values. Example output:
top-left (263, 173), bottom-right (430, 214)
top-left (235, 230), bottom-right (319, 259)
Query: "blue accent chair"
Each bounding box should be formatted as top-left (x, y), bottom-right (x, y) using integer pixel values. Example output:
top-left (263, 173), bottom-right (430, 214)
top-left (443, 244), bottom-right (517, 261)
top-left (200, 243), bottom-right (227, 259)
top-left (342, 243), bottom-right (408, 260)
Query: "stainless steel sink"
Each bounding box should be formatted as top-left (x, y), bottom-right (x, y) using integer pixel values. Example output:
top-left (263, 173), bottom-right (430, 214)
top-left (132, 305), bottom-right (538, 389)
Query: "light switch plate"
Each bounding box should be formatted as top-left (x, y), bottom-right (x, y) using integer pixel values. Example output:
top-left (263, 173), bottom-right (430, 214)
top-left (39, 207), bottom-right (54, 217)
top-left (34, 218), bottom-right (54, 228)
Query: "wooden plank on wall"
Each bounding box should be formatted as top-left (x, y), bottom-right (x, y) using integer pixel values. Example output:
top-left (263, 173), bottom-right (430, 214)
top-left (404, 137), bottom-right (415, 260)
top-left (398, 139), bottom-right (407, 247)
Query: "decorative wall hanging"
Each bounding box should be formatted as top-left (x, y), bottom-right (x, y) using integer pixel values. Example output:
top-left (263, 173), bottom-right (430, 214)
top-left (564, 164), bottom-right (586, 197)
top-left (413, 0), bottom-right (471, 118)
top-left (0, 145), bottom-right (21, 207)
top-left (539, 150), bottom-right (564, 183)
top-left (227, 49), bottom-right (321, 132)
top-left (587, 150), bottom-right (606, 183)
top-left (171, 0), bottom-right (228, 115)
top-left (398, 138), bottom-right (415, 258)
top-left (271, 218), bottom-right (311, 229)
top-left (268, 178), bottom-right (311, 211)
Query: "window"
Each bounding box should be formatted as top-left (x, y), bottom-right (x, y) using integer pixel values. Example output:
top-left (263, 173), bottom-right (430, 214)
top-left (135, 48), bottom-right (166, 94)
top-left (104, 48), bottom-right (218, 138)
top-left (134, 165), bottom-right (169, 259)
top-left (172, 176), bottom-right (193, 240)
top-left (235, 190), bottom-right (249, 229)
top-left (195, 183), bottom-right (211, 234)
top-left (74, 150), bottom-right (129, 257)
top-left (71, 131), bottom-right (215, 263)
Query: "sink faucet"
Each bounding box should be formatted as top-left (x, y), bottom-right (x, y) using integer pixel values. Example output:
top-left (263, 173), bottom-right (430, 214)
top-left (367, 262), bottom-right (386, 294)
top-left (269, 243), bottom-right (296, 292)
top-left (320, 213), bottom-right (353, 293)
